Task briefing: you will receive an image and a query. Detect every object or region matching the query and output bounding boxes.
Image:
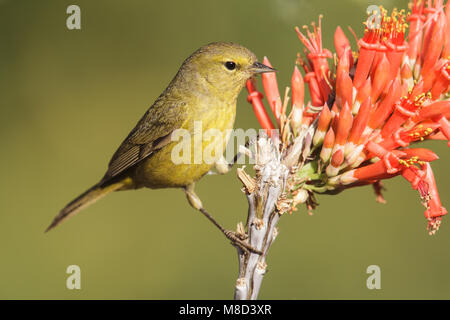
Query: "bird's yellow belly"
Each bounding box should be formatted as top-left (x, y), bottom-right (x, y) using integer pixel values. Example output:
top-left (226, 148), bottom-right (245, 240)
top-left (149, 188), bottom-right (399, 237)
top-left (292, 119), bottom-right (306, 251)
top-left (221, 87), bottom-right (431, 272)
top-left (133, 106), bottom-right (235, 189)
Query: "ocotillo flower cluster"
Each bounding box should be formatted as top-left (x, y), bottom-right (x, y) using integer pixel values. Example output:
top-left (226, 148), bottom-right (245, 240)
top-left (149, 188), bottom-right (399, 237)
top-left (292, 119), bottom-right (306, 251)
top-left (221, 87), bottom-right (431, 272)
top-left (246, 0), bottom-right (450, 235)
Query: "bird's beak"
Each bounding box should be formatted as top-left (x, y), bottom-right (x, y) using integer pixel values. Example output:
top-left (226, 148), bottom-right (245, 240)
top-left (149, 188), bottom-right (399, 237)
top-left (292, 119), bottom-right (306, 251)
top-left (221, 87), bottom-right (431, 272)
top-left (250, 61), bottom-right (277, 74)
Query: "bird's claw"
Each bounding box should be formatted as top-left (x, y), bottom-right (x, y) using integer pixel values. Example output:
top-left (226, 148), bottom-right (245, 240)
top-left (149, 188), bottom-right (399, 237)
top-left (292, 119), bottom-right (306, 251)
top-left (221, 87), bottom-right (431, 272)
top-left (224, 230), bottom-right (262, 255)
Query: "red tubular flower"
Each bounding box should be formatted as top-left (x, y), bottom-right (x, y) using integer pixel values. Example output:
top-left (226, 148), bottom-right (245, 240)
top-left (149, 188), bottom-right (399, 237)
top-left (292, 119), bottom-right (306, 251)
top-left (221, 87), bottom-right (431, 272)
top-left (334, 146), bottom-right (438, 186)
top-left (334, 26), bottom-right (354, 67)
top-left (320, 127), bottom-right (335, 163)
top-left (336, 64), bottom-right (354, 108)
top-left (247, 2), bottom-right (449, 234)
top-left (401, 148), bottom-right (439, 161)
top-left (246, 79), bottom-right (275, 134)
top-left (380, 81), bottom-right (426, 137)
top-left (327, 103), bottom-right (352, 176)
top-left (337, 46), bottom-right (351, 76)
top-left (261, 57), bottom-right (282, 123)
top-left (290, 66), bottom-right (305, 134)
top-left (313, 104), bottom-right (331, 146)
top-left (369, 78), bottom-right (402, 132)
top-left (430, 59), bottom-right (450, 98)
top-left (401, 62), bottom-right (414, 89)
top-left (335, 158), bottom-right (401, 185)
top-left (345, 97), bottom-right (371, 157)
top-left (422, 163), bottom-right (448, 235)
top-left (295, 16), bottom-right (332, 103)
top-left (422, 11), bottom-right (446, 77)
top-left (383, 9), bottom-right (408, 83)
top-left (421, 1), bottom-right (442, 65)
top-left (291, 66), bottom-right (305, 111)
top-left (334, 102), bottom-right (353, 148)
top-left (422, 1), bottom-right (445, 67)
top-left (304, 71), bottom-right (324, 107)
top-left (422, 58), bottom-right (448, 93)
top-left (416, 100), bottom-right (450, 120)
top-left (353, 77), bottom-right (372, 114)
top-left (407, 0), bottom-right (425, 65)
top-left (371, 54), bottom-right (391, 102)
top-left (378, 122), bottom-right (440, 151)
top-left (353, 18), bottom-right (380, 89)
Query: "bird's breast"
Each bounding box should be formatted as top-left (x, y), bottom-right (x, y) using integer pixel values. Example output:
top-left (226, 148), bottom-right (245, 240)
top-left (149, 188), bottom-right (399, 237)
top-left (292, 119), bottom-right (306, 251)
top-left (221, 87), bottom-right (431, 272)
top-left (133, 101), bottom-right (237, 189)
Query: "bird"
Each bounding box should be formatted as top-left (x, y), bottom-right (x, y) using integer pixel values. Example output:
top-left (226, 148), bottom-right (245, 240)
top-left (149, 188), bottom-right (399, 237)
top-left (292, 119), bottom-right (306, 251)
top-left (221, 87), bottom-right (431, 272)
top-left (46, 42), bottom-right (275, 252)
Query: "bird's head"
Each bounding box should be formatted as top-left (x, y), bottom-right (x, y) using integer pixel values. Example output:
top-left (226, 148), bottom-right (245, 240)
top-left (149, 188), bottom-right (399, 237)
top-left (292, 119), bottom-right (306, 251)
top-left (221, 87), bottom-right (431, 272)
top-left (181, 42), bottom-right (276, 99)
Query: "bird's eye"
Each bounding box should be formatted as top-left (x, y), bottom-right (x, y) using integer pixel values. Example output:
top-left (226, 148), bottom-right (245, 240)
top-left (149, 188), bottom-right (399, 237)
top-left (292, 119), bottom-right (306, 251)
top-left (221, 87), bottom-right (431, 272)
top-left (225, 61), bottom-right (236, 71)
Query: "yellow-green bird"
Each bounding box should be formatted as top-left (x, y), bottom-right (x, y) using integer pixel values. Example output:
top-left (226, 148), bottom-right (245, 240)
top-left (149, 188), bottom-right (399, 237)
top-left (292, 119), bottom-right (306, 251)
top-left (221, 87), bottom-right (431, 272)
top-left (46, 42), bottom-right (274, 252)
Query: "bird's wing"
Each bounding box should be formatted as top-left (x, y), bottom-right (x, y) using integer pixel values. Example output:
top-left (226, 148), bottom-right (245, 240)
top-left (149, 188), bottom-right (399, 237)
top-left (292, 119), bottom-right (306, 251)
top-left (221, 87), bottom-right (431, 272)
top-left (101, 97), bottom-right (187, 182)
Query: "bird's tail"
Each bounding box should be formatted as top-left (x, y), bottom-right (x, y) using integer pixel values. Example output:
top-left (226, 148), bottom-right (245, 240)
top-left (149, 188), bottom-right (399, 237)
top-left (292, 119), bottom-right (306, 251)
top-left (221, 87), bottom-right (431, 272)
top-left (45, 178), bottom-right (128, 232)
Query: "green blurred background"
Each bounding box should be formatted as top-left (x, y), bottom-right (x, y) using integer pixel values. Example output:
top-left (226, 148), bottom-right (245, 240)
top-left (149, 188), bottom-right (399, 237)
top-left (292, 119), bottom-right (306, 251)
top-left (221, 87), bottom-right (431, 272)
top-left (1, 0), bottom-right (449, 299)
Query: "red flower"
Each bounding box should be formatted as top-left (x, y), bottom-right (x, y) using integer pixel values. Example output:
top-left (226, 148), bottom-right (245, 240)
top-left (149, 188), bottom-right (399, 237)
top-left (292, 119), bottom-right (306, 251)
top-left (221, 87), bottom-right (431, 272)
top-left (246, 1), bottom-right (450, 234)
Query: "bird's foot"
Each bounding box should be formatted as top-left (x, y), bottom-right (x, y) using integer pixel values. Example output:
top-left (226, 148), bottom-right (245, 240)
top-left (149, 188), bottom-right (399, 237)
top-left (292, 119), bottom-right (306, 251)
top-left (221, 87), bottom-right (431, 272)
top-left (224, 230), bottom-right (262, 255)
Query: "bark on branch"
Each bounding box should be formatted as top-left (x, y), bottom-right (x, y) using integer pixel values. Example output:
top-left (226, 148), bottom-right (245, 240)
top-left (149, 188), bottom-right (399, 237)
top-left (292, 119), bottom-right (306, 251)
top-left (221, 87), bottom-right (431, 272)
top-left (233, 122), bottom-right (317, 300)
